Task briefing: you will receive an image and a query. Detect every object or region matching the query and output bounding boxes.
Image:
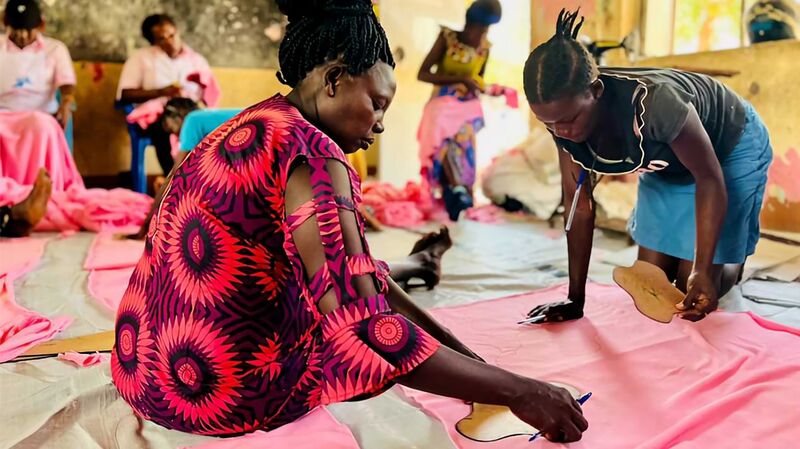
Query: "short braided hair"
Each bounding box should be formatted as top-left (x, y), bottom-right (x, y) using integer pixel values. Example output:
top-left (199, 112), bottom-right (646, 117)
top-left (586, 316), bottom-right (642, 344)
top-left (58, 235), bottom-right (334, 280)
top-left (523, 8), bottom-right (599, 104)
top-left (275, 0), bottom-right (395, 88)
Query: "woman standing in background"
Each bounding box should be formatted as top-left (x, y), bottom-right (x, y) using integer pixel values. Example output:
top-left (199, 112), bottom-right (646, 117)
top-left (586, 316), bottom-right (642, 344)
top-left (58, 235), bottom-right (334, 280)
top-left (417, 0), bottom-right (501, 220)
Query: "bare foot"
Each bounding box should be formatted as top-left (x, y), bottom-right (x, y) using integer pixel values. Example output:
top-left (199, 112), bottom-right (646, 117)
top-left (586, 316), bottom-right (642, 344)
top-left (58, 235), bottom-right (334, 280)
top-left (392, 227), bottom-right (453, 290)
top-left (7, 169), bottom-right (52, 237)
top-left (409, 226), bottom-right (452, 259)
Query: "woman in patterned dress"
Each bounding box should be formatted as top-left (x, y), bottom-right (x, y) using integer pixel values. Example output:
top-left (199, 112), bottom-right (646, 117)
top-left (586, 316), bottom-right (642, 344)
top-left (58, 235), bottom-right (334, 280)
top-left (417, 0), bottom-right (502, 220)
top-left (110, 0), bottom-right (587, 442)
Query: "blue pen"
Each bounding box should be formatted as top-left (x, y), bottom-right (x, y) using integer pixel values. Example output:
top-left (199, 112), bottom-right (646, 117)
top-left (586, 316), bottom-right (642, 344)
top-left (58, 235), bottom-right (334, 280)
top-left (529, 392), bottom-right (592, 442)
top-left (565, 170), bottom-right (588, 232)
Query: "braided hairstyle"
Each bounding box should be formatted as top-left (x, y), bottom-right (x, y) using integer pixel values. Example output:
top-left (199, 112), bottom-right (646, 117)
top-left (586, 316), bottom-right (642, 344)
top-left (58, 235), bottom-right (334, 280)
top-left (275, 0), bottom-right (394, 88)
top-left (523, 8), bottom-right (599, 104)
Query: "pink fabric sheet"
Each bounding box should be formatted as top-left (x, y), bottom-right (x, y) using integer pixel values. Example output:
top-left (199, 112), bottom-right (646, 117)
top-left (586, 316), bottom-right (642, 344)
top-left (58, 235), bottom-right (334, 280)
top-left (57, 351), bottom-right (111, 367)
top-left (400, 284), bottom-right (800, 449)
top-left (84, 234), bottom-right (144, 270)
top-left (0, 177), bottom-right (152, 233)
top-left (0, 110), bottom-right (83, 191)
top-left (0, 237), bottom-right (50, 275)
top-left (0, 237), bottom-right (72, 363)
top-left (181, 407), bottom-right (359, 449)
top-left (87, 267), bottom-right (134, 312)
top-left (85, 233), bottom-right (143, 313)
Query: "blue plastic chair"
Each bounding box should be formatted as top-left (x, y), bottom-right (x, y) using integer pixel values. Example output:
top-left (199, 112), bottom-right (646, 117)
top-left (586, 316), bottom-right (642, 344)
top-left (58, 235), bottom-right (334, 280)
top-left (55, 90), bottom-right (75, 153)
top-left (115, 102), bottom-right (150, 193)
top-left (63, 115), bottom-right (74, 152)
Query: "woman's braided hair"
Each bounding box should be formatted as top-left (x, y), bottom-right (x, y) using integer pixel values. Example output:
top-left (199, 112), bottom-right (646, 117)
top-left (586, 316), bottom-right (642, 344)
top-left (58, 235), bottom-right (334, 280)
top-left (523, 8), bottom-right (599, 104)
top-left (276, 0), bottom-right (394, 87)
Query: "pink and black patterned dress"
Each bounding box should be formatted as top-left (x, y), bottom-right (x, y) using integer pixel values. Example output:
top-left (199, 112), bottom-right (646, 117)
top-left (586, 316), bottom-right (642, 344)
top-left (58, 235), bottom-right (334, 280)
top-left (111, 95), bottom-right (440, 436)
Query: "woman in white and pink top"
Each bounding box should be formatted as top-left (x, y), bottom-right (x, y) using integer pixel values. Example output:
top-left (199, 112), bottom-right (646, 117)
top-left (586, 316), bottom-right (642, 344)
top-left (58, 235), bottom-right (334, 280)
top-left (0, 0), bottom-right (81, 191)
top-left (116, 14), bottom-right (220, 175)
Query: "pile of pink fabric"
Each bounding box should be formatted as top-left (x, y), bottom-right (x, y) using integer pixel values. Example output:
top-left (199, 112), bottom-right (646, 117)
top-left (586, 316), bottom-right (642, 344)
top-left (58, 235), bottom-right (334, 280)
top-left (463, 204), bottom-right (507, 224)
top-left (361, 181), bottom-right (433, 228)
top-left (0, 177), bottom-right (152, 233)
top-left (1, 107), bottom-right (152, 233)
top-left (361, 181), bottom-right (508, 227)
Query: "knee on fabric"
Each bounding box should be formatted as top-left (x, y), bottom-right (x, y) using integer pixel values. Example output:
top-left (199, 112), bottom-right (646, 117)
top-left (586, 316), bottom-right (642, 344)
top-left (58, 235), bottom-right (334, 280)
top-left (675, 260), bottom-right (734, 295)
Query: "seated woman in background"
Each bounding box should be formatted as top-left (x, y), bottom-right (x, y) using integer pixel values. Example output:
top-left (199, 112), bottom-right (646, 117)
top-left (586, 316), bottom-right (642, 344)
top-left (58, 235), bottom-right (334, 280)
top-left (0, 0), bottom-right (81, 190)
top-left (110, 0), bottom-right (587, 442)
top-left (417, 0), bottom-right (501, 220)
top-left (116, 13), bottom-right (219, 176)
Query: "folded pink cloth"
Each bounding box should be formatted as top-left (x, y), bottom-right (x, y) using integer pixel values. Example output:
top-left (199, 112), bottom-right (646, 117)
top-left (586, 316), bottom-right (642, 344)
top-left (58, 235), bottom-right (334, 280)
top-left (180, 407), bottom-right (359, 449)
top-left (463, 204), bottom-right (507, 224)
top-left (0, 177), bottom-right (152, 233)
top-left (0, 110), bottom-right (83, 191)
top-left (57, 351), bottom-right (110, 367)
top-left (401, 284), bottom-right (800, 449)
top-left (126, 98), bottom-right (165, 129)
top-left (87, 267), bottom-right (134, 312)
top-left (84, 234), bottom-right (145, 270)
top-left (0, 237), bottom-right (72, 363)
top-left (375, 201), bottom-right (425, 228)
top-left (126, 71), bottom-right (221, 129)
